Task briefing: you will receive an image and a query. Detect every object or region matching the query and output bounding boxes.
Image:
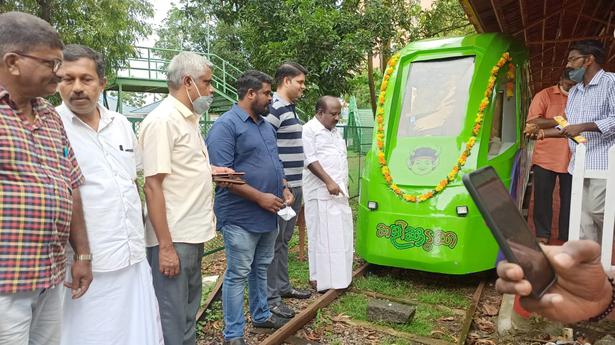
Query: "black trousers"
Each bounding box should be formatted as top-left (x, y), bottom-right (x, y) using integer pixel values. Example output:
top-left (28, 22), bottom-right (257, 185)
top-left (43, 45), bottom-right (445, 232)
top-left (532, 165), bottom-right (572, 241)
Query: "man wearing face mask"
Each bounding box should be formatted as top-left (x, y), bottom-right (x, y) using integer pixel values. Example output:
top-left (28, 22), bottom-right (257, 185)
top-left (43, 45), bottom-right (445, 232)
top-left (524, 68), bottom-right (576, 244)
top-left (563, 40), bottom-right (615, 243)
top-left (530, 40), bottom-right (615, 243)
top-left (138, 51), bottom-right (232, 345)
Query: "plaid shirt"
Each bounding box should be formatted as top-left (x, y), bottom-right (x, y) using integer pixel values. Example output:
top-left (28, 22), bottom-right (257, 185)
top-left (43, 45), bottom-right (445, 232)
top-left (0, 85), bottom-right (84, 293)
top-left (566, 69), bottom-right (615, 172)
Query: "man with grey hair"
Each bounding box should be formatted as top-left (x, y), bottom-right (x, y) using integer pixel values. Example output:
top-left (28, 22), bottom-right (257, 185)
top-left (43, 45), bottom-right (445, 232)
top-left (0, 12), bottom-right (92, 345)
top-left (139, 51), bottom-right (232, 345)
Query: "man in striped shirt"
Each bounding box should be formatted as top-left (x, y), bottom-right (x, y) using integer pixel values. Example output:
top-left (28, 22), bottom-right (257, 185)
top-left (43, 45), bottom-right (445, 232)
top-left (561, 40), bottom-right (615, 242)
top-left (265, 62), bottom-right (311, 318)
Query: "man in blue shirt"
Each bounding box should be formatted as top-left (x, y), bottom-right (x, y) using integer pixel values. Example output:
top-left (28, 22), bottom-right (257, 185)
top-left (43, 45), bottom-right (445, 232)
top-left (206, 70), bottom-right (294, 345)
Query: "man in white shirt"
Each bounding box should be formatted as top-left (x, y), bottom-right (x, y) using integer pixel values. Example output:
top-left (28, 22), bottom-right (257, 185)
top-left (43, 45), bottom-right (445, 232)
top-left (56, 44), bottom-right (163, 345)
top-left (302, 96), bottom-right (353, 292)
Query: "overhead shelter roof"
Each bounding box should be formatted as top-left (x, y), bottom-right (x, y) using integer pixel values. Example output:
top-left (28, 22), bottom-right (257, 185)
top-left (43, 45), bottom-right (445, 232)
top-left (459, 0), bottom-right (615, 93)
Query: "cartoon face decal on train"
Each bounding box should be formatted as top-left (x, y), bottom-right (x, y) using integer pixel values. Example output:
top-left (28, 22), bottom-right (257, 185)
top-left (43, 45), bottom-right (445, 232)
top-left (407, 147), bottom-right (440, 175)
top-left (376, 220), bottom-right (458, 252)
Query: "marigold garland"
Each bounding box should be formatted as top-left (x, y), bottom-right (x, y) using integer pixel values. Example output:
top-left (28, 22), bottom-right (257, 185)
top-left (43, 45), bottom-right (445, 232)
top-left (376, 52), bottom-right (514, 203)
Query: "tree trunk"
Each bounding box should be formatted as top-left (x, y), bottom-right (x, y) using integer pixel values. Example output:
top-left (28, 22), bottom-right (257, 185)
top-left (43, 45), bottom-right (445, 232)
top-left (367, 50), bottom-right (377, 118)
top-left (37, 0), bottom-right (52, 23)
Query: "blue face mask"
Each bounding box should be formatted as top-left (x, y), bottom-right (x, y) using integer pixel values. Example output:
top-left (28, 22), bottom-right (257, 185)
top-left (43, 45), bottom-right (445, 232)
top-left (568, 67), bottom-right (586, 83)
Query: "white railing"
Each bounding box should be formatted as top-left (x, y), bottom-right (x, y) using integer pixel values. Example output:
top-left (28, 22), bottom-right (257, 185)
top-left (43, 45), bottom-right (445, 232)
top-left (568, 143), bottom-right (615, 271)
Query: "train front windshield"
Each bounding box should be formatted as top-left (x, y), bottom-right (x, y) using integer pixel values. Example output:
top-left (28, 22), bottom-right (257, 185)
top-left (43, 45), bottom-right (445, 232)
top-left (397, 56), bottom-right (475, 138)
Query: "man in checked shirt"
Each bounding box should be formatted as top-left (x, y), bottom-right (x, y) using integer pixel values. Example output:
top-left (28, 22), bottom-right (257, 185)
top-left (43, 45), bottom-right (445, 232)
top-left (0, 12), bottom-right (92, 345)
top-left (533, 40), bottom-right (615, 243)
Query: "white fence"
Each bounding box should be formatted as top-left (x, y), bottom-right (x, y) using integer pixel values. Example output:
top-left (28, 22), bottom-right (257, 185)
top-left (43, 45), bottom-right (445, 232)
top-left (568, 143), bottom-right (615, 271)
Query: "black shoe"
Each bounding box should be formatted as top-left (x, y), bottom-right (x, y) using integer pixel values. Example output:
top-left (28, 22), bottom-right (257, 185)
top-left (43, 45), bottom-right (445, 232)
top-left (223, 337), bottom-right (246, 345)
top-left (269, 302), bottom-right (295, 318)
top-left (281, 287), bottom-right (311, 299)
top-left (253, 314), bottom-right (290, 329)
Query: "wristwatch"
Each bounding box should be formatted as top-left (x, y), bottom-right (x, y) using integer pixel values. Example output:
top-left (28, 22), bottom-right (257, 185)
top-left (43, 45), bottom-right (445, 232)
top-left (74, 254), bottom-right (93, 262)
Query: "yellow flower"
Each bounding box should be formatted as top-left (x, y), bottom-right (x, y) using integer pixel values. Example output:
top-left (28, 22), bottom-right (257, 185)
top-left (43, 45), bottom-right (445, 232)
top-left (391, 184), bottom-right (402, 195)
top-left (377, 140), bottom-right (384, 149)
top-left (377, 108), bottom-right (385, 116)
top-left (384, 174), bottom-right (392, 184)
top-left (381, 166), bottom-right (390, 175)
top-left (479, 98), bottom-right (489, 111)
top-left (403, 194), bottom-right (416, 202)
top-left (380, 80), bottom-right (388, 92)
top-left (378, 93), bottom-right (385, 105)
top-left (378, 124), bottom-right (384, 131)
top-left (376, 115), bottom-right (384, 124)
top-left (468, 136), bottom-right (476, 146)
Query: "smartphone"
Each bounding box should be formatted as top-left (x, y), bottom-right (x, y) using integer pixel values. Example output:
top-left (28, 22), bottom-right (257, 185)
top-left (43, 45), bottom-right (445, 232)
top-left (462, 166), bottom-right (556, 298)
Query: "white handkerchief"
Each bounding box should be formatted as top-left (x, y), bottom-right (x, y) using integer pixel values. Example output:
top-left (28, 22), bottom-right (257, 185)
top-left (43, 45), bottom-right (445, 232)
top-left (277, 206), bottom-right (296, 221)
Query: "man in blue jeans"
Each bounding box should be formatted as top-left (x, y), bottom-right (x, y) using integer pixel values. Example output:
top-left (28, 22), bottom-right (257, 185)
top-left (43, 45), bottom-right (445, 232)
top-left (206, 70), bottom-right (295, 345)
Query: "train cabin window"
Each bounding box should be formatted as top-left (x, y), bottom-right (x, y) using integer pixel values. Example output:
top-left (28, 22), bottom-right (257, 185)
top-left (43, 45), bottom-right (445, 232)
top-left (488, 70), bottom-right (517, 158)
top-left (397, 56), bottom-right (475, 138)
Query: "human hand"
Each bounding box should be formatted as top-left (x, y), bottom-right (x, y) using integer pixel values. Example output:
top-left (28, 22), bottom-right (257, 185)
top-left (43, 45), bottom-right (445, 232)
top-left (258, 193), bottom-right (284, 213)
top-left (524, 123), bottom-right (540, 139)
top-left (64, 260), bottom-right (93, 299)
top-left (159, 244), bottom-right (180, 277)
top-left (495, 240), bottom-right (612, 323)
top-left (283, 187), bottom-right (294, 205)
top-left (560, 124), bottom-right (586, 138)
top-left (211, 165), bottom-right (235, 175)
top-left (326, 181), bottom-right (342, 196)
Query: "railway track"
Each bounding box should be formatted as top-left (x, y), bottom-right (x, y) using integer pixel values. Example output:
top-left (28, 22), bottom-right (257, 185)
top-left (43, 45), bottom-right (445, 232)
top-left (197, 264), bottom-right (489, 345)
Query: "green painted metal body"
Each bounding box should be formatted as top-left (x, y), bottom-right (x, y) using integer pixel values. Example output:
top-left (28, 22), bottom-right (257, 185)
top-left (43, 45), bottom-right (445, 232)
top-left (357, 33), bottom-right (531, 274)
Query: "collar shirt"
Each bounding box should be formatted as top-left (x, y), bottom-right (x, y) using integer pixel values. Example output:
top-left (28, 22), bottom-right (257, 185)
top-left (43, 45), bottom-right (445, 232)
top-left (264, 92), bottom-right (303, 187)
top-left (206, 104), bottom-right (285, 233)
top-left (58, 104), bottom-right (145, 272)
top-left (0, 86), bottom-right (84, 293)
top-left (566, 69), bottom-right (615, 172)
top-left (138, 95), bottom-right (215, 246)
top-left (302, 117), bottom-right (348, 201)
top-left (526, 85), bottom-right (570, 173)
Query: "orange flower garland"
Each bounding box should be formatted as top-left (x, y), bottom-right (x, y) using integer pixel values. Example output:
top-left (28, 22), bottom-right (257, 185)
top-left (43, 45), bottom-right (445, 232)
top-left (376, 52), bottom-right (514, 203)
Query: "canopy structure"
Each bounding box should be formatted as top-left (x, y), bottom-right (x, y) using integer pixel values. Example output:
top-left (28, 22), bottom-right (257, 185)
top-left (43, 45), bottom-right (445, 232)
top-left (459, 0), bottom-right (615, 93)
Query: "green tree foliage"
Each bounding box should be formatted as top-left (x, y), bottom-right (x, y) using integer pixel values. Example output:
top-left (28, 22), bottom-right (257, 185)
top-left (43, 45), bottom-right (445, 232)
top-left (1, 0), bottom-right (154, 77)
top-left (156, 0), bottom-right (473, 117)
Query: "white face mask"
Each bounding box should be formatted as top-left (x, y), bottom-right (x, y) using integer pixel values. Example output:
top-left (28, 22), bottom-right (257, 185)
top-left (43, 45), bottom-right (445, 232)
top-left (186, 78), bottom-right (213, 115)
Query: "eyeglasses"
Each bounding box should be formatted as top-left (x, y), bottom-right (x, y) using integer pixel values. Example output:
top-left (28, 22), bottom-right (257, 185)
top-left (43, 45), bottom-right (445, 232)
top-left (567, 55), bottom-right (588, 63)
top-left (13, 52), bottom-right (62, 72)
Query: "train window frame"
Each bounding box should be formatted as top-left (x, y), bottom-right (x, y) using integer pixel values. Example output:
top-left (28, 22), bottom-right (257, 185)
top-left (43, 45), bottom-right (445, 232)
top-left (396, 56), bottom-right (475, 138)
top-left (488, 69), bottom-right (517, 158)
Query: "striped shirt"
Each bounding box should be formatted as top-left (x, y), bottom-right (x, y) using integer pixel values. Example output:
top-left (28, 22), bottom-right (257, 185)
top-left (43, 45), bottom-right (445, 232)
top-left (0, 86), bottom-right (84, 293)
top-left (265, 92), bottom-right (303, 187)
top-left (566, 69), bottom-right (615, 172)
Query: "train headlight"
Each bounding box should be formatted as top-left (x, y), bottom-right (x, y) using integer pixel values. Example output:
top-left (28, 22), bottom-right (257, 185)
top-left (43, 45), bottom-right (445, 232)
top-left (367, 201), bottom-right (378, 210)
top-left (456, 205), bottom-right (469, 217)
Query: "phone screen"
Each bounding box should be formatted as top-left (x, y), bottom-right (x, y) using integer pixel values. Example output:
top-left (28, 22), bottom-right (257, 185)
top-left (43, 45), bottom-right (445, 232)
top-left (464, 167), bottom-right (556, 297)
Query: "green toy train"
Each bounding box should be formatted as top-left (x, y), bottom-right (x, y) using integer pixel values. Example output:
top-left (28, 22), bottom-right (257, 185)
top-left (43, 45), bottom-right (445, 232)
top-left (357, 33), bottom-right (533, 274)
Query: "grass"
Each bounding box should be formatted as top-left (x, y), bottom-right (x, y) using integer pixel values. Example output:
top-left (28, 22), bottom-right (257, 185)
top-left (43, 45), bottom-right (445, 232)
top-left (328, 293), bottom-right (456, 341)
top-left (287, 245), bottom-right (311, 289)
top-left (352, 273), bottom-right (471, 310)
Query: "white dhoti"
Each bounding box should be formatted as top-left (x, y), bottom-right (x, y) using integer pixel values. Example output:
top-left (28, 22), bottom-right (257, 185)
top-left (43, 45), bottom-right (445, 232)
top-left (305, 197), bottom-right (354, 291)
top-left (61, 260), bottom-right (164, 345)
